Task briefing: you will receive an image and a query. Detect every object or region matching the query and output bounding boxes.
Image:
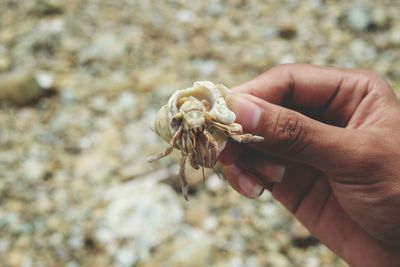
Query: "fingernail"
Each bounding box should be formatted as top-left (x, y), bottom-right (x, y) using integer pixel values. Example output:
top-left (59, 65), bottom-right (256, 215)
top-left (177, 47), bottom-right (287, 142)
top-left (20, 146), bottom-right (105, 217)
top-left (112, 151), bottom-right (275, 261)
top-left (238, 173), bottom-right (264, 198)
top-left (226, 93), bottom-right (261, 131)
top-left (255, 160), bottom-right (285, 182)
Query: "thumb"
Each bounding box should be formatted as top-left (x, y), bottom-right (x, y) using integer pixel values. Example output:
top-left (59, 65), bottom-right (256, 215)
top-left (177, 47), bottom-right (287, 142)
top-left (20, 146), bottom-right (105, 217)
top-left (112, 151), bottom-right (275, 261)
top-left (226, 93), bottom-right (357, 172)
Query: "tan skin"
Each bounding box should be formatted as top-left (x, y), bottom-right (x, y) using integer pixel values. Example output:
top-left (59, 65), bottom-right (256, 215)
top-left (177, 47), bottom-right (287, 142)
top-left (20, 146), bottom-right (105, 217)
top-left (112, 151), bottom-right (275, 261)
top-left (219, 64), bottom-right (400, 267)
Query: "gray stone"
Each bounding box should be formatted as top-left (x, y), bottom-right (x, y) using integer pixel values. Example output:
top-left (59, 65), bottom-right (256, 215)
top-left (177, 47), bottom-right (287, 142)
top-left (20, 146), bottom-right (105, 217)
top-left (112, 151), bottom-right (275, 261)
top-left (290, 220), bottom-right (311, 240)
top-left (0, 55), bottom-right (11, 71)
top-left (265, 252), bottom-right (291, 267)
top-left (31, 0), bottom-right (64, 15)
top-left (193, 59), bottom-right (218, 77)
top-left (389, 25), bottom-right (400, 45)
top-left (0, 70), bottom-right (45, 105)
top-left (371, 8), bottom-right (391, 30)
top-left (140, 228), bottom-right (212, 267)
top-left (79, 34), bottom-right (126, 64)
top-left (21, 158), bottom-right (47, 181)
top-left (345, 6), bottom-right (372, 32)
top-left (349, 39), bottom-right (377, 61)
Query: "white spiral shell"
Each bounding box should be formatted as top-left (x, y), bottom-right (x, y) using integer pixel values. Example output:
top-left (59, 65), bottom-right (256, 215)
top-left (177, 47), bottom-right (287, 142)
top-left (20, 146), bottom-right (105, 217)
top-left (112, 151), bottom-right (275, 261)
top-left (151, 81), bottom-right (236, 147)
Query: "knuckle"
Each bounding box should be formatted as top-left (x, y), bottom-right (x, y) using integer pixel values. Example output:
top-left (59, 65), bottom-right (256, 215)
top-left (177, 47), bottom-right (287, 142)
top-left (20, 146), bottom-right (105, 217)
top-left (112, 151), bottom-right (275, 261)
top-left (271, 111), bottom-right (310, 155)
top-left (350, 68), bottom-right (382, 82)
top-left (355, 69), bottom-right (381, 80)
top-left (267, 64), bottom-right (295, 82)
top-left (353, 69), bottom-right (391, 92)
top-left (268, 64), bottom-right (289, 74)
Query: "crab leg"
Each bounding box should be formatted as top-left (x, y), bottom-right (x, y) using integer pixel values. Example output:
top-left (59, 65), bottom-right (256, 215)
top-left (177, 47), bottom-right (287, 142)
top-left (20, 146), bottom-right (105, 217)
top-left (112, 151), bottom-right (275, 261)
top-left (147, 126), bottom-right (183, 162)
top-left (210, 121), bottom-right (264, 143)
top-left (203, 129), bottom-right (223, 179)
top-left (202, 129), bottom-right (219, 167)
top-left (179, 154), bottom-right (189, 201)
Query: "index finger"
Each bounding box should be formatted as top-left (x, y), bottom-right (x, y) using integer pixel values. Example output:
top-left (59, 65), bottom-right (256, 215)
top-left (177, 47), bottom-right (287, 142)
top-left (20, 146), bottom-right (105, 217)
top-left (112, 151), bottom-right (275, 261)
top-left (233, 64), bottom-right (353, 108)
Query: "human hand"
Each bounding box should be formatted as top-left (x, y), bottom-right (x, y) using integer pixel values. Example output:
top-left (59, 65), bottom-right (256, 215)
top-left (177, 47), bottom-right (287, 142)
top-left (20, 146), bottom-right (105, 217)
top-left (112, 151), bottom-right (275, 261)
top-left (219, 64), bottom-right (400, 267)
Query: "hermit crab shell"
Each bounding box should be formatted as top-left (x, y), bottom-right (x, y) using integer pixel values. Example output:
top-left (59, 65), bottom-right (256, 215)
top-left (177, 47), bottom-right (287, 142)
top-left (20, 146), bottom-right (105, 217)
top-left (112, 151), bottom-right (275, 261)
top-left (151, 81), bottom-right (236, 150)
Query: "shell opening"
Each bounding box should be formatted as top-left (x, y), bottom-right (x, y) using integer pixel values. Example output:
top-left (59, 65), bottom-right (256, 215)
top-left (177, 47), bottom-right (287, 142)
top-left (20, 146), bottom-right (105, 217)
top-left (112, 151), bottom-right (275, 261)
top-left (177, 85), bottom-right (216, 109)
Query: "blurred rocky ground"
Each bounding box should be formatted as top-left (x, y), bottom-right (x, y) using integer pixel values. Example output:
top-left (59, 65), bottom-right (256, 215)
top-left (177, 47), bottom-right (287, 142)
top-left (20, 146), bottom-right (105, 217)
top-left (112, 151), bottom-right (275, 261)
top-left (0, 0), bottom-right (399, 266)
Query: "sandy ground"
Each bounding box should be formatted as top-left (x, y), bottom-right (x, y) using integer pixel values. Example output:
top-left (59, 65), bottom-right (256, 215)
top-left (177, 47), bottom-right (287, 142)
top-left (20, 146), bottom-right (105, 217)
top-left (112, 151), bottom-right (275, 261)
top-left (1, 0), bottom-right (399, 266)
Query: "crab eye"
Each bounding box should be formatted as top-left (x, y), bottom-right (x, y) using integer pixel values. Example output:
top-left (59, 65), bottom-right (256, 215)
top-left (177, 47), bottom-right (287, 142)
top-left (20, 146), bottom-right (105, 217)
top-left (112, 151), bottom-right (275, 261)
top-left (171, 114), bottom-right (183, 128)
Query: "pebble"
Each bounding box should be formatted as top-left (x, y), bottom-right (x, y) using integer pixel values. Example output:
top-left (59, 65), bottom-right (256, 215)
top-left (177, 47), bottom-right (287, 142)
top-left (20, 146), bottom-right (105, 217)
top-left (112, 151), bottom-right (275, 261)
top-left (349, 39), bottom-right (377, 61)
top-left (202, 216), bottom-right (218, 231)
top-left (279, 54), bottom-right (296, 64)
top-left (96, 179), bottom-right (184, 267)
top-left (278, 20), bottom-right (298, 39)
top-left (205, 173), bottom-right (224, 192)
top-left (193, 59), bottom-right (218, 77)
top-left (304, 256), bottom-right (321, 267)
top-left (370, 8), bottom-right (391, 30)
top-left (259, 202), bottom-right (286, 228)
top-left (35, 72), bottom-right (54, 89)
top-left (290, 220), bottom-right (312, 240)
top-left (79, 33), bottom-right (126, 64)
top-left (265, 252), bottom-right (291, 267)
top-left (60, 89), bottom-right (77, 105)
top-left (140, 228), bottom-right (212, 267)
top-left (261, 27), bottom-right (278, 39)
top-left (0, 55), bottom-right (11, 71)
top-left (74, 128), bottom-right (121, 181)
top-left (389, 25), bottom-right (400, 45)
top-left (0, 1), bottom-right (395, 267)
top-left (31, 0), bottom-right (64, 15)
top-left (90, 95), bottom-right (108, 112)
top-left (177, 10), bottom-right (195, 24)
top-left (21, 158), bottom-right (47, 181)
top-left (345, 6), bottom-right (372, 32)
top-left (110, 91), bottom-right (139, 116)
top-left (0, 70), bottom-right (45, 105)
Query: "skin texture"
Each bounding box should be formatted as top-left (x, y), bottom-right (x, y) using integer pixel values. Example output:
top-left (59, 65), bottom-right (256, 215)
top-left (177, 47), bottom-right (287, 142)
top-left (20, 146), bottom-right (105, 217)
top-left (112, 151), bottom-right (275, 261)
top-left (219, 64), bottom-right (400, 267)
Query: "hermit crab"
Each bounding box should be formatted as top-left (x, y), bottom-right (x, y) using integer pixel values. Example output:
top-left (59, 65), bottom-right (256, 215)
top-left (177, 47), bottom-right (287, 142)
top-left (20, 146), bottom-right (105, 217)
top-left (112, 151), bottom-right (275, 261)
top-left (147, 81), bottom-right (263, 200)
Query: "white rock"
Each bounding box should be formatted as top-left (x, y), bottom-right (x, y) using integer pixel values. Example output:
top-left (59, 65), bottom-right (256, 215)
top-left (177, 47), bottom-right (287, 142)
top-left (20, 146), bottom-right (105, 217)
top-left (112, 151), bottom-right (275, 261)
top-left (279, 54), bottom-right (296, 64)
top-left (291, 220), bottom-right (311, 239)
top-left (111, 91), bottom-right (138, 115)
top-left (346, 6), bottom-right (371, 32)
top-left (260, 202), bottom-right (284, 227)
top-left (0, 54), bottom-right (11, 71)
top-left (205, 173), bottom-right (224, 192)
top-left (265, 252), bottom-right (290, 267)
top-left (90, 95), bottom-right (108, 112)
top-left (79, 33), bottom-right (126, 64)
top-left (349, 39), bottom-right (376, 63)
top-left (141, 228), bottom-right (212, 267)
top-left (304, 256), bottom-right (320, 267)
top-left (35, 72), bottom-right (54, 89)
top-left (202, 216), bottom-right (218, 231)
top-left (21, 159), bottom-right (46, 181)
top-left (194, 59), bottom-right (218, 77)
top-left (115, 245), bottom-right (139, 267)
top-left (177, 10), bottom-right (195, 23)
top-left (245, 256), bottom-right (262, 267)
top-left (228, 257), bottom-right (244, 267)
top-left (65, 261), bottom-right (80, 267)
top-left (37, 18), bottom-right (65, 33)
top-left (96, 179), bottom-right (184, 267)
top-left (389, 25), bottom-right (400, 45)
